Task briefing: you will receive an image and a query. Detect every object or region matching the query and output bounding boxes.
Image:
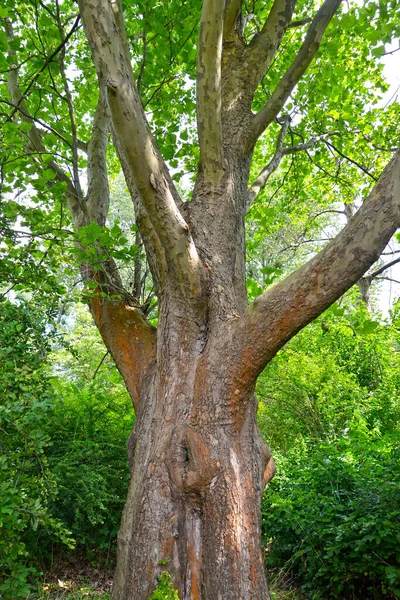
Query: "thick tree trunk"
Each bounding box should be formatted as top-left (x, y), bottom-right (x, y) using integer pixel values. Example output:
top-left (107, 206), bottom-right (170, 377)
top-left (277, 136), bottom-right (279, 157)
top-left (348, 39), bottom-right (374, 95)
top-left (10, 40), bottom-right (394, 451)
top-left (112, 169), bottom-right (275, 598)
top-left (112, 331), bottom-right (273, 600)
top-left (7, 0), bottom-right (400, 597)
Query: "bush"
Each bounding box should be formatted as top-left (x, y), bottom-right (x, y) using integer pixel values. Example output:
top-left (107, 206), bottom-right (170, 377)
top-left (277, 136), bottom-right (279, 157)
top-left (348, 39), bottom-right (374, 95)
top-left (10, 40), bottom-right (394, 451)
top-left (149, 572), bottom-right (180, 600)
top-left (46, 384), bottom-right (132, 560)
top-left (46, 334), bottom-right (133, 560)
top-left (262, 429), bottom-right (400, 599)
top-left (0, 299), bottom-right (73, 598)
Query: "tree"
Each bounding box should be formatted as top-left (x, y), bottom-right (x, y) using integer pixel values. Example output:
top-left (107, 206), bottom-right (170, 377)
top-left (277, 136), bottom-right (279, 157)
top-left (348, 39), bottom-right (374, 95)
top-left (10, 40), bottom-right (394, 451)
top-left (1, 0), bottom-right (400, 598)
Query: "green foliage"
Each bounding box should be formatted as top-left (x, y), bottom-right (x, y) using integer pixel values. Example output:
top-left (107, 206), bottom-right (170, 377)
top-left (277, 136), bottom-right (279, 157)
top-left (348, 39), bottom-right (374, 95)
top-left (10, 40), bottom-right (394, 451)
top-left (257, 300), bottom-right (400, 451)
top-left (0, 299), bottom-right (132, 595)
top-left (46, 381), bottom-right (132, 558)
top-left (262, 431), bottom-right (400, 599)
top-left (0, 299), bottom-right (73, 599)
top-left (149, 572), bottom-right (180, 600)
top-left (45, 305), bottom-right (133, 559)
top-left (259, 301), bottom-right (400, 599)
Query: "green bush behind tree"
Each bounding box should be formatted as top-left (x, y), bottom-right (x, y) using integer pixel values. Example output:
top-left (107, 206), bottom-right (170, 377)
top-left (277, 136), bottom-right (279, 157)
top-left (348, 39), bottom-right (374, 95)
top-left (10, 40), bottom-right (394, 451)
top-left (259, 297), bottom-right (400, 599)
top-left (0, 299), bottom-right (73, 598)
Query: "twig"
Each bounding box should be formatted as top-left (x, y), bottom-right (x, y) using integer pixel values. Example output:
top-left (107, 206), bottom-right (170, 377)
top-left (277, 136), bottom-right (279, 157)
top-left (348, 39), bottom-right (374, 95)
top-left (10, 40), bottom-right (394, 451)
top-left (93, 350), bottom-right (110, 379)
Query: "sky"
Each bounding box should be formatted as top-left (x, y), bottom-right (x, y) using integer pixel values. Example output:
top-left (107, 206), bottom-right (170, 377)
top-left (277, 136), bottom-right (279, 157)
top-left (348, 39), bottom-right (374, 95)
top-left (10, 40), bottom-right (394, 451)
top-left (377, 44), bottom-right (400, 316)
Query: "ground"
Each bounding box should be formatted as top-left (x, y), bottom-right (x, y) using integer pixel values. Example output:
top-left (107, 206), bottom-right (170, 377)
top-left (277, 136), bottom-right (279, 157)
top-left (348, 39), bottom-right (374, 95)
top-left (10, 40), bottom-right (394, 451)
top-left (32, 561), bottom-right (303, 600)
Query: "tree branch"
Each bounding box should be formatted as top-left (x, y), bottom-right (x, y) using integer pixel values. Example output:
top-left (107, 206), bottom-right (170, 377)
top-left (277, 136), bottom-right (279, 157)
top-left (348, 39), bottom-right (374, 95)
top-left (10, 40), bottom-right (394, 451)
top-left (369, 256), bottom-right (400, 280)
top-left (78, 0), bottom-right (203, 300)
top-left (325, 140), bottom-right (378, 181)
top-left (376, 276), bottom-right (400, 285)
top-left (0, 97), bottom-right (72, 147)
top-left (247, 114), bottom-right (290, 208)
top-left (85, 97), bottom-right (110, 227)
top-left (223, 0), bottom-right (242, 41)
top-left (5, 14), bottom-right (157, 410)
top-left (288, 17), bottom-right (312, 28)
top-left (196, 0), bottom-right (224, 184)
top-left (5, 15), bottom-right (81, 124)
top-left (247, 123), bottom-right (339, 208)
top-left (56, 1), bottom-right (84, 198)
top-left (83, 97), bottom-right (158, 410)
top-left (245, 0), bottom-right (342, 149)
top-left (90, 291), bottom-right (156, 409)
top-left (5, 19), bottom-right (83, 224)
top-left (246, 0), bottom-right (296, 88)
top-left (232, 149), bottom-right (400, 389)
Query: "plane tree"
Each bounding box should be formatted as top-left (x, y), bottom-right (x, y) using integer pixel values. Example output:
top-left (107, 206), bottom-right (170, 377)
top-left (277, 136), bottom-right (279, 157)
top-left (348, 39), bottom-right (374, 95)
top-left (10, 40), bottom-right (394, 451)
top-left (1, 0), bottom-right (400, 598)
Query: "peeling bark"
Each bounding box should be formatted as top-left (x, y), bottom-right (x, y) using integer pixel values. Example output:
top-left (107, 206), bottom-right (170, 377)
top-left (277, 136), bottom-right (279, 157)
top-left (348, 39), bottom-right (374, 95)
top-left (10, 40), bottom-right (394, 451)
top-left (196, 0), bottom-right (224, 184)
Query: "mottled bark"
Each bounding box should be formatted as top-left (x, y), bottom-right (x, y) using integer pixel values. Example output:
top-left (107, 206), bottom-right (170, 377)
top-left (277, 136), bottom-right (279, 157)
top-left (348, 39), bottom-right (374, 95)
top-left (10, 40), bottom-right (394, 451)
top-left (112, 271), bottom-right (275, 600)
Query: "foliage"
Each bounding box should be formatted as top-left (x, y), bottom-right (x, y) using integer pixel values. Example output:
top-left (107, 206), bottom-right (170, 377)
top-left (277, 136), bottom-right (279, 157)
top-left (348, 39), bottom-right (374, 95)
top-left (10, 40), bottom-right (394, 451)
top-left (259, 301), bottom-right (400, 599)
top-left (1, 0), bottom-right (399, 310)
top-left (148, 572), bottom-right (180, 600)
top-left (262, 431), bottom-right (400, 599)
top-left (1, 0), bottom-right (400, 596)
top-left (0, 299), bottom-right (73, 599)
top-left (257, 299), bottom-right (400, 451)
top-left (45, 304), bottom-right (133, 560)
top-left (46, 380), bottom-right (132, 560)
top-left (0, 299), bottom-right (132, 595)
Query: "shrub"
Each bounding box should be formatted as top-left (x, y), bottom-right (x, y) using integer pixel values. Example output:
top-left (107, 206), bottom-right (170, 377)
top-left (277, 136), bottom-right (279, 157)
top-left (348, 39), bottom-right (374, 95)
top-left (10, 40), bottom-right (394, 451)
top-left (46, 378), bottom-right (133, 560)
top-left (257, 301), bottom-right (400, 450)
top-left (262, 428), bottom-right (400, 599)
top-left (0, 299), bottom-right (73, 598)
top-left (149, 572), bottom-right (180, 600)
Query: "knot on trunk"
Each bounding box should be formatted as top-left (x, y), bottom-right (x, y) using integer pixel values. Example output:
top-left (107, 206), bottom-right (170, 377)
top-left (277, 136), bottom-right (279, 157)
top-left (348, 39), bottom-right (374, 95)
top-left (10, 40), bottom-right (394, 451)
top-left (169, 426), bottom-right (219, 499)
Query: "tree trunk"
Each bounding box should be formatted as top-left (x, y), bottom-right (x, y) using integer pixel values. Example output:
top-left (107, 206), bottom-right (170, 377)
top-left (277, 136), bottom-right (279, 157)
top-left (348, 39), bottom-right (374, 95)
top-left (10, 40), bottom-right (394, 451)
top-left (111, 159), bottom-right (275, 596)
top-left (5, 0), bottom-right (400, 597)
top-left (112, 306), bottom-right (274, 600)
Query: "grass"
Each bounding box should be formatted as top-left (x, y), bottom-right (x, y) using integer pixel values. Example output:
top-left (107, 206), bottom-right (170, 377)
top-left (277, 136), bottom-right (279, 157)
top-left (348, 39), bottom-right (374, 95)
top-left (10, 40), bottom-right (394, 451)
top-left (269, 569), bottom-right (305, 600)
top-left (30, 567), bottom-right (303, 600)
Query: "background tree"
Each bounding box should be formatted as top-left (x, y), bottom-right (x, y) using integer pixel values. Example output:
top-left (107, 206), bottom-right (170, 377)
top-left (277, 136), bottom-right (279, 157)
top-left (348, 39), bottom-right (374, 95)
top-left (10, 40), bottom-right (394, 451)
top-left (1, 0), bottom-right (400, 598)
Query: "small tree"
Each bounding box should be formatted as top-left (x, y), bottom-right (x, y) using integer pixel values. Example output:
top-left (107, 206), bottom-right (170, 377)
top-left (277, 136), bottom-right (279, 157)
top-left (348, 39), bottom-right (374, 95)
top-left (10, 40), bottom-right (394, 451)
top-left (1, 0), bottom-right (400, 598)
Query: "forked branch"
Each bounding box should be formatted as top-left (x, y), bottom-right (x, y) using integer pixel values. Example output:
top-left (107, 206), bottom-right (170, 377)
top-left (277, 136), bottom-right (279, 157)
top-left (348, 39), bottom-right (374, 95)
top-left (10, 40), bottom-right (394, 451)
top-left (246, 0), bottom-right (342, 150)
top-left (247, 115), bottom-right (290, 208)
top-left (247, 119), bottom-right (339, 208)
top-left (6, 15), bottom-right (157, 408)
top-left (232, 149), bottom-right (400, 389)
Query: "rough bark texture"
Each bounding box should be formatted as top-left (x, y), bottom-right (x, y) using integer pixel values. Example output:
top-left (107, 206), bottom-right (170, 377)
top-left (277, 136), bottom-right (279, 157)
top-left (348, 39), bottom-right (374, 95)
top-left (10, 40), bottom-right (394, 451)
top-left (43, 0), bottom-right (400, 598)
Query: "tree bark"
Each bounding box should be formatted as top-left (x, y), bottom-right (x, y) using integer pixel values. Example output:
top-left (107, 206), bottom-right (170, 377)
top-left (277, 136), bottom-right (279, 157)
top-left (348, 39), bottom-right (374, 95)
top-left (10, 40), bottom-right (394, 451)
top-left (112, 271), bottom-right (275, 600)
top-left (10, 1), bottom-right (400, 597)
